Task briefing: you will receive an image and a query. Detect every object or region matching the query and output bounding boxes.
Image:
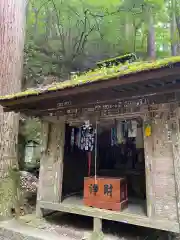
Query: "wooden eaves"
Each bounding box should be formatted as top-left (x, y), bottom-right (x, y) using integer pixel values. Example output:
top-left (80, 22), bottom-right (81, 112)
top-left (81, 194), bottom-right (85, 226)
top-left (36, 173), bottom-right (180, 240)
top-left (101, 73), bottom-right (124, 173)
top-left (0, 56), bottom-right (180, 116)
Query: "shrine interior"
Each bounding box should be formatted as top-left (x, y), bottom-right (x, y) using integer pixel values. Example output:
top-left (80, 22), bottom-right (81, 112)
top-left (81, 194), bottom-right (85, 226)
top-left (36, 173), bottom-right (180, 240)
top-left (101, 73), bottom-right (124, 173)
top-left (62, 116), bottom-right (147, 216)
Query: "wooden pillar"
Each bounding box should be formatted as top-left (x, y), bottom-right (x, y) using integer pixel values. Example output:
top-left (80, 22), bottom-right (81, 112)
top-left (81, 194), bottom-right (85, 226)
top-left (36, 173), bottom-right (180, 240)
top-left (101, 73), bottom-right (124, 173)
top-left (143, 111), bottom-right (154, 218)
top-left (55, 121), bottom-right (65, 202)
top-left (36, 203), bottom-right (44, 218)
top-left (171, 104), bottom-right (180, 231)
top-left (36, 121), bottom-right (49, 218)
top-left (144, 103), bottom-right (178, 222)
top-left (91, 217), bottom-right (104, 240)
top-left (36, 120), bottom-right (65, 217)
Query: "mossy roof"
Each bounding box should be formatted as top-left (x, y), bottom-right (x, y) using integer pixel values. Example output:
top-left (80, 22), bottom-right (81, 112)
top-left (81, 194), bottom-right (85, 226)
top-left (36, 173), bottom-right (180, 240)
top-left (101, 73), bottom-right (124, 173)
top-left (96, 53), bottom-right (137, 66)
top-left (1, 56), bottom-right (180, 101)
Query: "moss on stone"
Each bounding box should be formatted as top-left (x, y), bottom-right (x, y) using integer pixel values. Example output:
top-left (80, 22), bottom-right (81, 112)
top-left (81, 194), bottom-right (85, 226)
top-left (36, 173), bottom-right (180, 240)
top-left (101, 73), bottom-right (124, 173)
top-left (0, 56), bottom-right (180, 101)
top-left (0, 167), bottom-right (21, 219)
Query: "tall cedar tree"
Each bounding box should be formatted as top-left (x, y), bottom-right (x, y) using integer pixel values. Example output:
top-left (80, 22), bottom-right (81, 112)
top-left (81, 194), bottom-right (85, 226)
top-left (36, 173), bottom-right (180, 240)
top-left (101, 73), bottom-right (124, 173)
top-left (0, 0), bottom-right (26, 218)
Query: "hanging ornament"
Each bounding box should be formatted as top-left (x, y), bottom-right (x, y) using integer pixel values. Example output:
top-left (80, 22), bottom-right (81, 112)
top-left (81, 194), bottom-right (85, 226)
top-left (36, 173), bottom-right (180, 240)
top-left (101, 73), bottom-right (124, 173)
top-left (80, 120), bottom-right (95, 177)
top-left (144, 123), bottom-right (152, 137)
top-left (70, 128), bottom-right (75, 147)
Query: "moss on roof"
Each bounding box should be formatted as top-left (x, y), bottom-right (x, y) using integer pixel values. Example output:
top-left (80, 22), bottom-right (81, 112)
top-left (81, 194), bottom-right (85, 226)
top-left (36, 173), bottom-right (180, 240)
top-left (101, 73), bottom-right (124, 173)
top-left (1, 56), bottom-right (180, 101)
top-left (96, 53), bottom-right (137, 66)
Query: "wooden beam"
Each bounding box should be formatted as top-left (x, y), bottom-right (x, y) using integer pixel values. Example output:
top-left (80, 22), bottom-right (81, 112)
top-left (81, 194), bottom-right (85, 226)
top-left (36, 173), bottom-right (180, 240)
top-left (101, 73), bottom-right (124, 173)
top-left (38, 201), bottom-right (180, 233)
top-left (1, 66), bottom-right (180, 108)
top-left (91, 218), bottom-right (104, 240)
top-left (13, 87), bottom-right (178, 118)
top-left (1, 75), bottom-right (178, 114)
top-left (5, 81), bottom-right (180, 116)
top-left (42, 116), bottom-right (65, 123)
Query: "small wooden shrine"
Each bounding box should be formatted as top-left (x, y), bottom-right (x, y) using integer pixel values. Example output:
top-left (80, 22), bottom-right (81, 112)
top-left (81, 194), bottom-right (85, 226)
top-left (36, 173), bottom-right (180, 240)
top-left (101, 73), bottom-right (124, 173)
top-left (1, 55), bottom-right (180, 238)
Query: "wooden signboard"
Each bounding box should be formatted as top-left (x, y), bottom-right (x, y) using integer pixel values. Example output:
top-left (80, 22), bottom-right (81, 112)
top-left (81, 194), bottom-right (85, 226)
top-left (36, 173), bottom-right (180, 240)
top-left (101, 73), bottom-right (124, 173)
top-left (46, 92), bottom-right (176, 119)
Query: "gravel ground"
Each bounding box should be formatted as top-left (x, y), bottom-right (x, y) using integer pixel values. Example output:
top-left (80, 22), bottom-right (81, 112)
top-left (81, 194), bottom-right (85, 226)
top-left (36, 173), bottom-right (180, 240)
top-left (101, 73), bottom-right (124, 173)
top-left (0, 219), bottom-right (75, 240)
top-left (19, 212), bottom-right (180, 240)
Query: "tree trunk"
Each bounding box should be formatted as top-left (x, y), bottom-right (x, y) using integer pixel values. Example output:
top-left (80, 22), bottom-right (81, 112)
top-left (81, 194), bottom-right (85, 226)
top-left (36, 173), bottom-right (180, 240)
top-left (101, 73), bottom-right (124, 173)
top-left (147, 7), bottom-right (156, 59)
top-left (124, 15), bottom-right (135, 52)
top-left (26, 0), bottom-right (29, 25)
top-left (175, 0), bottom-right (180, 34)
top-left (176, 17), bottom-right (180, 38)
top-left (170, 0), bottom-right (177, 56)
top-left (175, 0), bottom-right (180, 53)
top-left (0, 0), bottom-right (26, 218)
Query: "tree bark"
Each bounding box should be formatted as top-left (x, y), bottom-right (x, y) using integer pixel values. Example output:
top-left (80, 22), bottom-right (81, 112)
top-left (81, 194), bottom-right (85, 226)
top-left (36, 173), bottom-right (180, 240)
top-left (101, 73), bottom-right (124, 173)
top-left (0, 0), bottom-right (26, 218)
top-left (175, 0), bottom-right (180, 53)
top-left (124, 15), bottom-right (135, 52)
top-left (176, 17), bottom-right (180, 38)
top-left (147, 7), bottom-right (156, 59)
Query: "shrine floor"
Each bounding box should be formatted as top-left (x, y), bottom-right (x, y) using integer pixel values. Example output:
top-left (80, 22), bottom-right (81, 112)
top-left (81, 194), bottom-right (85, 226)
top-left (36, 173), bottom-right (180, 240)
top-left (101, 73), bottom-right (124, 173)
top-left (38, 197), bottom-right (179, 233)
top-left (62, 195), bottom-right (147, 216)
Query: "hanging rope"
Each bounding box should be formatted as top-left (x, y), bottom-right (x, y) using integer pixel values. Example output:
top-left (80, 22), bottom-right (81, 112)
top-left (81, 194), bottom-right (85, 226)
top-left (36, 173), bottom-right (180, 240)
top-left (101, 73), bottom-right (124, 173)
top-left (94, 120), bottom-right (98, 182)
top-left (88, 152), bottom-right (91, 177)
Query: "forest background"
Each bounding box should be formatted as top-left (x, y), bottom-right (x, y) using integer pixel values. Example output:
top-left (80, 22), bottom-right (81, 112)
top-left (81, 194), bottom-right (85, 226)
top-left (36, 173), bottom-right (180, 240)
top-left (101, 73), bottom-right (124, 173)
top-left (20, 0), bottom-right (180, 165)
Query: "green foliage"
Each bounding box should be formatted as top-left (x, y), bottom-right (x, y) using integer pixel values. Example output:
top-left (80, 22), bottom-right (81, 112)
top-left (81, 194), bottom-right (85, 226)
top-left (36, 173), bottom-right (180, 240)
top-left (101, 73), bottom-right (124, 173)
top-left (19, 118), bottom-right (41, 143)
top-left (2, 0), bottom-right (180, 177)
top-left (23, 0), bottom-right (180, 90)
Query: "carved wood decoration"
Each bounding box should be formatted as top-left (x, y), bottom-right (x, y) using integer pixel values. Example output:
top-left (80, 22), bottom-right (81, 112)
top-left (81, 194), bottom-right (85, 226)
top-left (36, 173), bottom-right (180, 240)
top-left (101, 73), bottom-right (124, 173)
top-left (13, 92), bottom-right (176, 117)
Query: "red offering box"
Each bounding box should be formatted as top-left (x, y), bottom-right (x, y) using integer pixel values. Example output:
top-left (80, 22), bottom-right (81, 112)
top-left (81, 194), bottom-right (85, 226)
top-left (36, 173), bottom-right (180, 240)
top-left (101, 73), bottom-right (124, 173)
top-left (84, 176), bottom-right (128, 211)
